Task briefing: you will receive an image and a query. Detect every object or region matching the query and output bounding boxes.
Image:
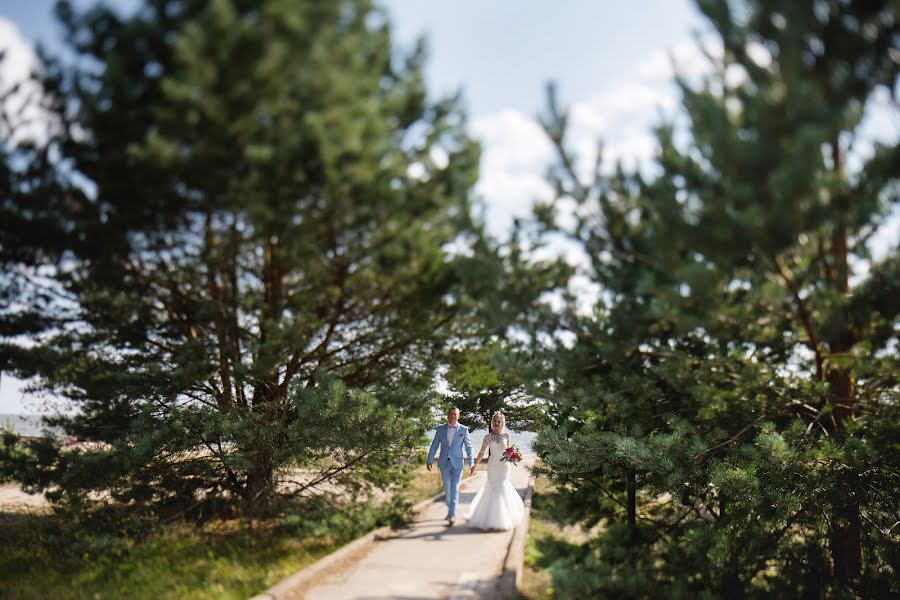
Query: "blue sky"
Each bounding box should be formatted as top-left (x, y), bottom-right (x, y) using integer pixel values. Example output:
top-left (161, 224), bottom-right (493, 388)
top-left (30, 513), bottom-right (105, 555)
top-left (3, 0), bottom-right (705, 114)
top-left (0, 1), bottom-right (897, 413)
top-left (382, 0), bottom-right (705, 116)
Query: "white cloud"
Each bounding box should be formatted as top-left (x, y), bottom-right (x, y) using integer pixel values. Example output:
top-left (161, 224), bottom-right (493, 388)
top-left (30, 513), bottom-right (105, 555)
top-left (848, 85), bottom-right (900, 280)
top-left (603, 130), bottom-right (659, 166)
top-left (871, 214), bottom-right (900, 262)
top-left (724, 63), bottom-right (749, 88)
top-left (406, 161), bottom-right (426, 180)
top-left (468, 95), bottom-right (664, 238)
top-left (848, 86), bottom-right (900, 176)
top-left (472, 108), bottom-right (554, 175)
top-left (637, 36), bottom-right (720, 83)
top-left (474, 169), bottom-right (554, 238)
top-left (0, 18), bottom-right (38, 87)
top-left (745, 40), bottom-right (773, 69)
top-left (470, 108), bottom-right (556, 237)
top-left (570, 100), bottom-right (608, 133)
top-left (0, 17), bottom-right (53, 145)
top-left (469, 30), bottom-right (722, 242)
top-left (585, 81), bottom-right (678, 116)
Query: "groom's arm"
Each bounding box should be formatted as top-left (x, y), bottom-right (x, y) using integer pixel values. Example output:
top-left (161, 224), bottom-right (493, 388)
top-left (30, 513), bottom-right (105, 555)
top-left (464, 428), bottom-right (474, 466)
top-left (426, 427), bottom-right (441, 470)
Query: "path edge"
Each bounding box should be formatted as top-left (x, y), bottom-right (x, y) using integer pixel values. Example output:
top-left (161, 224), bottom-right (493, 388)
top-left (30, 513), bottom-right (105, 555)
top-left (248, 489), bottom-right (447, 600)
top-left (497, 465), bottom-right (537, 598)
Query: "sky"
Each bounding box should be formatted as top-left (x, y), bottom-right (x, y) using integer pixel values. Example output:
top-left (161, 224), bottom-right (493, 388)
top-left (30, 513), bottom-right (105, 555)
top-left (0, 1), bottom-right (897, 413)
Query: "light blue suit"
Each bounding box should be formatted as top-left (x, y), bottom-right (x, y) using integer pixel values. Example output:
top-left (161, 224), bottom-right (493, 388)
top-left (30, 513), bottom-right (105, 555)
top-left (428, 423), bottom-right (474, 519)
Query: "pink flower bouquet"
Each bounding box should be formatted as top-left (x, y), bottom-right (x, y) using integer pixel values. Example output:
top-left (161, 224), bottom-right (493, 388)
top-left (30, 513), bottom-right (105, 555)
top-left (500, 445), bottom-right (523, 465)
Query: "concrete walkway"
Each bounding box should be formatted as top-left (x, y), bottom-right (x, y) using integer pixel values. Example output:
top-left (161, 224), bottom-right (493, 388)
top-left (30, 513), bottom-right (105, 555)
top-left (267, 456), bottom-right (534, 600)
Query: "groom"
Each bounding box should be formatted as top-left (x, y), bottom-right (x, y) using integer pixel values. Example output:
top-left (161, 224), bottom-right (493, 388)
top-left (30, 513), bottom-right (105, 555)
top-left (427, 407), bottom-right (474, 526)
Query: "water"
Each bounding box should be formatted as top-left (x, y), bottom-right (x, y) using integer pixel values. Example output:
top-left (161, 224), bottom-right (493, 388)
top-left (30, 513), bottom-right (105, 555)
top-left (1, 414), bottom-right (539, 452)
top-left (424, 428), bottom-right (536, 453)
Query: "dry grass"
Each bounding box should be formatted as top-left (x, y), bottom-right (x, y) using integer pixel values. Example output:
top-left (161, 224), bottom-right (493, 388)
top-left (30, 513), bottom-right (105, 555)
top-left (0, 459), bottom-right (467, 599)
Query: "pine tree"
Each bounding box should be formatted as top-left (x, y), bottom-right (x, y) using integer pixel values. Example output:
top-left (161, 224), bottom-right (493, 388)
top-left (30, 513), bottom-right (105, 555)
top-left (0, 54), bottom-right (76, 393)
top-left (441, 342), bottom-right (544, 432)
top-left (521, 0), bottom-right (899, 596)
top-left (1, 0), bottom-right (480, 519)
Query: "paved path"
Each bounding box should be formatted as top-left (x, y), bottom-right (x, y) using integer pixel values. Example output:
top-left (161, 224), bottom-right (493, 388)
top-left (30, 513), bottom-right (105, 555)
top-left (297, 457), bottom-right (534, 600)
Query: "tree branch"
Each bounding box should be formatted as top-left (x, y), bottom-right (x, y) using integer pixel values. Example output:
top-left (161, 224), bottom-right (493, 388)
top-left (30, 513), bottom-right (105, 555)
top-left (771, 254), bottom-right (824, 381)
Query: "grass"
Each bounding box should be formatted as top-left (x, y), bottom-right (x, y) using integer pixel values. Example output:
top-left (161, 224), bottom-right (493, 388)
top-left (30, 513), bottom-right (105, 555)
top-left (1, 513), bottom-right (338, 599)
top-left (517, 469), bottom-right (597, 600)
top-left (0, 462), bottom-right (463, 600)
top-left (517, 474), bottom-right (558, 600)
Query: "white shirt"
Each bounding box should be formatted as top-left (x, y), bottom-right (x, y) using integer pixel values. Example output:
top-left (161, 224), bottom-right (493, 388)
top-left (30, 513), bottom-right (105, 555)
top-left (448, 423), bottom-right (459, 445)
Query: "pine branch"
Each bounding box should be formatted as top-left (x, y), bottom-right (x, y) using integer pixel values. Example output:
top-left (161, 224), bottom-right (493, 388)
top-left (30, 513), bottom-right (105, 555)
top-left (771, 253), bottom-right (825, 381)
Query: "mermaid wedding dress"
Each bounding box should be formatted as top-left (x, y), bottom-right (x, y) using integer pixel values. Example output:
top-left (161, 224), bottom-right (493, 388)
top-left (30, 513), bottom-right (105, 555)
top-left (465, 434), bottom-right (524, 530)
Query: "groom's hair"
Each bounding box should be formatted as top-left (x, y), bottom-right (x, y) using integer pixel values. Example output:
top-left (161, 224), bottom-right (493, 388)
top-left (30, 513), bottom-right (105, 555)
top-left (448, 406), bottom-right (460, 413)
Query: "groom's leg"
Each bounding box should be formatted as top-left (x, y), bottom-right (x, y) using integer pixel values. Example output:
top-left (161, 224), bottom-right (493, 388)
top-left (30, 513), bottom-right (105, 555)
top-left (440, 464), bottom-right (453, 517)
top-left (447, 464), bottom-right (463, 519)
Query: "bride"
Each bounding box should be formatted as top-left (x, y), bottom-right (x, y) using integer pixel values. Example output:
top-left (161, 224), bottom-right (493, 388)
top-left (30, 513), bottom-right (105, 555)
top-left (466, 411), bottom-right (525, 530)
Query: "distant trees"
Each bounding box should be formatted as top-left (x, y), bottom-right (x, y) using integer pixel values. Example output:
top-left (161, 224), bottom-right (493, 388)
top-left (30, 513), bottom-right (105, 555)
top-left (441, 343), bottom-right (544, 432)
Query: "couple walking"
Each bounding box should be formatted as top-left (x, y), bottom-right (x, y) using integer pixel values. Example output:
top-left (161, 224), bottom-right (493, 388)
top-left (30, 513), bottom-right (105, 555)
top-left (426, 407), bottom-right (524, 529)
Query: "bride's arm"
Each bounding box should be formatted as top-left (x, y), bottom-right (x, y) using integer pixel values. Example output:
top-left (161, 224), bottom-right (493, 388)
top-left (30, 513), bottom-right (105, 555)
top-left (471, 435), bottom-right (490, 473)
top-left (505, 432), bottom-right (511, 448)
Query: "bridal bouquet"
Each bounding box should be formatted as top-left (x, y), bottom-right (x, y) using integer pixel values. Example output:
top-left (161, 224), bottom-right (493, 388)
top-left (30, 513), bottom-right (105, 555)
top-left (500, 445), bottom-right (523, 465)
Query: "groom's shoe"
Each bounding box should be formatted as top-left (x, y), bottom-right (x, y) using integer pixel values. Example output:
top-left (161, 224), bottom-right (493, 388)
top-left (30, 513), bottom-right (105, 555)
top-left (448, 517), bottom-right (456, 527)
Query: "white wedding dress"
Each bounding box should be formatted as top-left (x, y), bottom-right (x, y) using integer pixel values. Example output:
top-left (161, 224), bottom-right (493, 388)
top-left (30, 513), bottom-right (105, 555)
top-left (466, 434), bottom-right (525, 530)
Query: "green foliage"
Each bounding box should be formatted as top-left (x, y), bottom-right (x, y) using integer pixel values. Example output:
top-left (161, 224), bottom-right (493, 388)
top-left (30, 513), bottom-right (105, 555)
top-left (1, 0), bottom-right (480, 519)
top-left (515, 1), bottom-right (900, 597)
top-left (442, 342), bottom-right (544, 431)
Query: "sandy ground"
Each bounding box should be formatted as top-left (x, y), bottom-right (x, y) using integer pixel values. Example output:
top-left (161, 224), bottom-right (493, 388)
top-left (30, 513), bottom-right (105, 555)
top-left (0, 484), bottom-right (50, 513)
top-left (0, 465), bottom-right (426, 515)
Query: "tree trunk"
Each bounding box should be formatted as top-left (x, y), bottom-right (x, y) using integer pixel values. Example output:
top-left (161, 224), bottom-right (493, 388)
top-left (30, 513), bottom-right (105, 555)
top-left (830, 470), bottom-right (862, 587)
top-left (826, 140), bottom-right (861, 587)
top-left (204, 214), bottom-right (235, 412)
top-left (626, 469), bottom-right (636, 530)
top-left (802, 544), bottom-right (827, 600)
top-left (721, 569), bottom-right (745, 600)
top-left (245, 453), bottom-right (275, 516)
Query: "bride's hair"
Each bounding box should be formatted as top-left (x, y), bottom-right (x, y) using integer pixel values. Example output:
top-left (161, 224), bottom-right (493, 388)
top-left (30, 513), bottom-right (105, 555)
top-left (491, 411), bottom-right (505, 430)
